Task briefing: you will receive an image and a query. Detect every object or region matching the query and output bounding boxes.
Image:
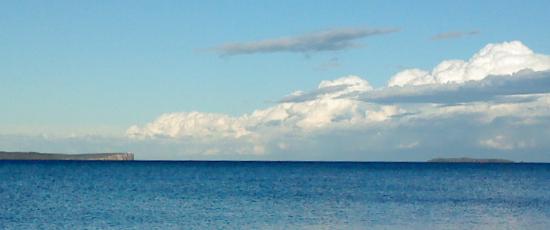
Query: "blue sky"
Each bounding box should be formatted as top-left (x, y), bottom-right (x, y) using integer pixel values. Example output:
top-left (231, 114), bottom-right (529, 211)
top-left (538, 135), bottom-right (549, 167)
top-left (2, 1), bottom-right (550, 161)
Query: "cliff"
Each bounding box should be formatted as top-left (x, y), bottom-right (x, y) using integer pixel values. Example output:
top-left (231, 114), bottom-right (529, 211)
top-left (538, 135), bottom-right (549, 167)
top-left (0, 151), bottom-right (134, 161)
top-left (428, 157), bottom-right (513, 163)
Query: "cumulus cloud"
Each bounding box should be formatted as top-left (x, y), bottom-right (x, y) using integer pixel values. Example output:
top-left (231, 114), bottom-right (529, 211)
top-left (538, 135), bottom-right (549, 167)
top-left (388, 41), bottom-right (550, 86)
top-left (213, 27), bottom-right (399, 56)
top-left (124, 41), bottom-right (550, 161)
top-left (280, 75), bottom-right (373, 103)
top-left (127, 112), bottom-right (249, 139)
top-left (360, 41), bottom-right (550, 104)
top-left (127, 76), bottom-right (399, 156)
top-left (431, 30), bottom-right (479, 40)
top-left (284, 41), bottom-right (550, 105)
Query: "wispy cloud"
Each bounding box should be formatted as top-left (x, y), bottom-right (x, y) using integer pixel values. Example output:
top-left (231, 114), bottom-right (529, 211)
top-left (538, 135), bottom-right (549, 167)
top-left (316, 57), bottom-right (341, 71)
top-left (279, 85), bottom-right (350, 103)
top-left (213, 27), bottom-right (399, 56)
top-left (431, 30), bottom-right (479, 40)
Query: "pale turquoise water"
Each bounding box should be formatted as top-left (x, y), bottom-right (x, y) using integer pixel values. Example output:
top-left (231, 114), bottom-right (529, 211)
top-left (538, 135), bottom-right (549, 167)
top-left (1, 161), bottom-right (549, 229)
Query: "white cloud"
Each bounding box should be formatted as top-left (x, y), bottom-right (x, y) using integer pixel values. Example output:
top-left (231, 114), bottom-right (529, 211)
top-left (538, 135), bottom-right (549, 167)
top-left (388, 41), bottom-right (550, 87)
top-left (122, 41), bottom-right (550, 161)
top-left (127, 75), bottom-right (395, 155)
top-left (127, 112), bottom-right (249, 139)
top-left (280, 75), bottom-right (372, 103)
top-left (128, 76), bottom-right (402, 141)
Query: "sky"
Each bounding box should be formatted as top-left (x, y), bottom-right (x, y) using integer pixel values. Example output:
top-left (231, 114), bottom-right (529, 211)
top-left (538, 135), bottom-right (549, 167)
top-left (1, 1), bottom-right (550, 161)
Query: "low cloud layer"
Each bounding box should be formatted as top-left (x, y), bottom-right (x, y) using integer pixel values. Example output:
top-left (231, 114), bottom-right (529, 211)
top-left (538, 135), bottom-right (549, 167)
top-left (213, 27), bottom-right (399, 56)
top-left (6, 41), bottom-right (549, 161)
top-left (122, 41), bottom-right (550, 161)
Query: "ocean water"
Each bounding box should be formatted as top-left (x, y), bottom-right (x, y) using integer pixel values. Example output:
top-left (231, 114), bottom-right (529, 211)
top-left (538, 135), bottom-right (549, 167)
top-left (0, 161), bottom-right (549, 229)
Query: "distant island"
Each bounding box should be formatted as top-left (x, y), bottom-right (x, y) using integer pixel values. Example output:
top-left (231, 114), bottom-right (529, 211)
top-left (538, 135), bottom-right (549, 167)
top-left (428, 157), bottom-right (514, 163)
top-left (0, 151), bottom-right (134, 161)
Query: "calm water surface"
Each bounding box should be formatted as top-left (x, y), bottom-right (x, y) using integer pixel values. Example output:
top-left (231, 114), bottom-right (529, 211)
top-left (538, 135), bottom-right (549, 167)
top-left (1, 161), bottom-right (549, 229)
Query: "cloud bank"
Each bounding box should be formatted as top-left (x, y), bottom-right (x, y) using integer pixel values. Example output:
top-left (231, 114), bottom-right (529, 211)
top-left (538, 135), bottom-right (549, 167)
top-left (213, 27), bottom-right (399, 56)
top-left (122, 41), bottom-right (550, 161)
top-left (6, 41), bottom-right (548, 161)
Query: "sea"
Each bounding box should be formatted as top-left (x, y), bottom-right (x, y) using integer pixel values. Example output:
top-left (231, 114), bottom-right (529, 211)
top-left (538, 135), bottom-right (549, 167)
top-left (0, 161), bottom-right (549, 229)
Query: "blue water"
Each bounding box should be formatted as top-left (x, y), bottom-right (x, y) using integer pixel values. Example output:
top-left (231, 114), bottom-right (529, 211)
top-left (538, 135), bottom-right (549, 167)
top-left (1, 161), bottom-right (549, 229)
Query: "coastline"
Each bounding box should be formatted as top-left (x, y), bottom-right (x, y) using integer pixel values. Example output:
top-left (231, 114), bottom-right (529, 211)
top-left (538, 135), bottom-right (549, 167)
top-left (0, 151), bottom-right (134, 161)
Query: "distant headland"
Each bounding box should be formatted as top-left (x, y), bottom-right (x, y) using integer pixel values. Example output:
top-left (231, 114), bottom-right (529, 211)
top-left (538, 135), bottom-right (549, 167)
top-left (0, 151), bottom-right (134, 161)
top-left (428, 157), bottom-right (514, 163)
